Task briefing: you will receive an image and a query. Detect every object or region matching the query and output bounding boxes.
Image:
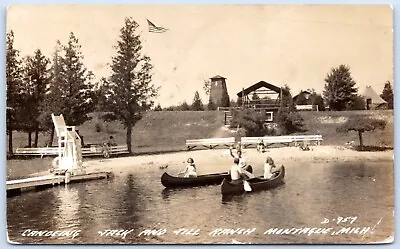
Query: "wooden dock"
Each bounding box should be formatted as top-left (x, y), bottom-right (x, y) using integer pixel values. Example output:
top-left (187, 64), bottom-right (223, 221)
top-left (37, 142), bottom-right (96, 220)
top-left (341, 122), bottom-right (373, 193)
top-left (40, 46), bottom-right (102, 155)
top-left (6, 172), bottom-right (113, 196)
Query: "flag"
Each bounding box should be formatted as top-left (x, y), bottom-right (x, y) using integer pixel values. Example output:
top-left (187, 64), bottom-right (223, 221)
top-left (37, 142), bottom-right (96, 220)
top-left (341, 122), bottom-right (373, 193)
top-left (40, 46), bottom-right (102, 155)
top-left (147, 19), bottom-right (168, 33)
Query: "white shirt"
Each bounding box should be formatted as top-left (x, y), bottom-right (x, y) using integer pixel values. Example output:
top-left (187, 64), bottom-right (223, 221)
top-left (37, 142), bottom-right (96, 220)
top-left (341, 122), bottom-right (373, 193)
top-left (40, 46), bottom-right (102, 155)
top-left (238, 157), bottom-right (247, 169)
top-left (263, 163), bottom-right (274, 179)
top-left (184, 164), bottom-right (197, 178)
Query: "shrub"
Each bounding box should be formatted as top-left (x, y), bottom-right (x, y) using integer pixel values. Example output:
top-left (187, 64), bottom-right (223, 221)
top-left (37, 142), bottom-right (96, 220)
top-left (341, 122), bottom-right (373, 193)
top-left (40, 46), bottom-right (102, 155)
top-left (275, 110), bottom-right (305, 135)
top-left (230, 109), bottom-right (268, 136)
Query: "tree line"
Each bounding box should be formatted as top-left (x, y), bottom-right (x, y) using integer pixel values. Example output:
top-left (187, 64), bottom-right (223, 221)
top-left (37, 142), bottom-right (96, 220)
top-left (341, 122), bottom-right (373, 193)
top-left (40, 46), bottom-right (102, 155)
top-left (6, 17), bottom-right (158, 155)
top-left (156, 64), bottom-right (393, 112)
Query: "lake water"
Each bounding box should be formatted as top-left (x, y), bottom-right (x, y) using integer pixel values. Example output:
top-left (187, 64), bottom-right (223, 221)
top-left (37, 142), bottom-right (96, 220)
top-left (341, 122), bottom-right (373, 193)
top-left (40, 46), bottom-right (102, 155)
top-left (7, 161), bottom-right (394, 244)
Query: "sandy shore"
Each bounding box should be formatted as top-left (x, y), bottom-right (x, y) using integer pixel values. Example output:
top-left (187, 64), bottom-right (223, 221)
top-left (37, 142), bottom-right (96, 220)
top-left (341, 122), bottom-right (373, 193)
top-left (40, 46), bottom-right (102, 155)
top-left (65, 145), bottom-right (394, 177)
top-left (23, 145), bottom-right (393, 179)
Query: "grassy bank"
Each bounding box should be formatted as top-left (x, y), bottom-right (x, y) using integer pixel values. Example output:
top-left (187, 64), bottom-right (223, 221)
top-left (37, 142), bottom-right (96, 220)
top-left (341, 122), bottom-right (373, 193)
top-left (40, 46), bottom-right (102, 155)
top-left (9, 111), bottom-right (227, 154)
top-left (9, 109), bottom-right (393, 153)
top-left (297, 110), bottom-right (393, 147)
top-left (7, 109), bottom-right (393, 180)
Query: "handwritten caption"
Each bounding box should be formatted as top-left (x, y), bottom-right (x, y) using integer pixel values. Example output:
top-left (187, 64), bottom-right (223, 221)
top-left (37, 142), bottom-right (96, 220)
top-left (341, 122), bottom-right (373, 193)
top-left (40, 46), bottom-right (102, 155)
top-left (20, 216), bottom-right (374, 239)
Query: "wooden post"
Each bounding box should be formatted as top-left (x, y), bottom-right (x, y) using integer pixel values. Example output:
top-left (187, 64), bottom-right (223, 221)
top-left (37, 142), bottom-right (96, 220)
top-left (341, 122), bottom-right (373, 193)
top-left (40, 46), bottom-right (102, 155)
top-left (242, 88), bottom-right (245, 109)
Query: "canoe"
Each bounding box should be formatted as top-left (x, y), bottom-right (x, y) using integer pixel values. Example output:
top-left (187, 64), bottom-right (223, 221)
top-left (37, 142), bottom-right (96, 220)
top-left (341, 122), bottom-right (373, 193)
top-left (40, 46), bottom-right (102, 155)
top-left (220, 166), bottom-right (285, 196)
top-left (161, 165), bottom-right (253, 188)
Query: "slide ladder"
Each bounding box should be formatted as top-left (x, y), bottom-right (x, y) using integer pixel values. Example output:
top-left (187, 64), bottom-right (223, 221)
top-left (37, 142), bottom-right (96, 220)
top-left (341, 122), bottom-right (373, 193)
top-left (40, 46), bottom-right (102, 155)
top-left (51, 114), bottom-right (83, 173)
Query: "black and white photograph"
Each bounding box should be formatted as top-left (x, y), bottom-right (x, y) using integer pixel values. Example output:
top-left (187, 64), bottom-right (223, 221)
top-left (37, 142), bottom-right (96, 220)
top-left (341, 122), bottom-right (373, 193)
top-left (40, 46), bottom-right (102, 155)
top-left (5, 4), bottom-right (394, 244)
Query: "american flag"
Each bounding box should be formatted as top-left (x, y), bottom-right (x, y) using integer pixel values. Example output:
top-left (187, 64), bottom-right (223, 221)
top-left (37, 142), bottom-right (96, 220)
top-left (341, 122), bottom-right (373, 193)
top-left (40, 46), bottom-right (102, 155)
top-left (147, 19), bottom-right (168, 33)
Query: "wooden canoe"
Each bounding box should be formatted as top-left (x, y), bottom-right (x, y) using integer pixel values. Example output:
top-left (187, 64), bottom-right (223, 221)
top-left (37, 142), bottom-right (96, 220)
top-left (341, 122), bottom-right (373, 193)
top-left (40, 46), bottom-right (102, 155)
top-left (161, 165), bottom-right (253, 188)
top-left (220, 166), bottom-right (285, 196)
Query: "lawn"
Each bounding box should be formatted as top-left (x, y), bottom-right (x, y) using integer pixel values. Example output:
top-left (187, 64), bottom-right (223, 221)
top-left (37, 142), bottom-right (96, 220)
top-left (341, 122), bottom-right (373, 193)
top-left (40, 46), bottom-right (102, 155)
top-left (7, 109), bottom-right (393, 180)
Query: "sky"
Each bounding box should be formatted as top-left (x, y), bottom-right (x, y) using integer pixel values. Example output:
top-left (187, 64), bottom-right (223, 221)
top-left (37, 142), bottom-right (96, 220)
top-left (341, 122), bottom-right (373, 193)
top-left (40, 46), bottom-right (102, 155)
top-left (6, 4), bottom-right (393, 107)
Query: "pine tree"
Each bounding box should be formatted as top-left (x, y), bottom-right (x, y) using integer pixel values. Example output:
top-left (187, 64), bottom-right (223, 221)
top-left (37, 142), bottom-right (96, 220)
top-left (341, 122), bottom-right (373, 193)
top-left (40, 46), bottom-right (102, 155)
top-left (323, 64), bottom-right (358, 111)
top-left (20, 49), bottom-right (51, 147)
top-left (101, 17), bottom-right (159, 153)
top-left (191, 91), bottom-right (204, 111)
top-left (380, 80), bottom-right (393, 109)
top-left (59, 32), bottom-right (95, 125)
top-left (6, 30), bottom-right (23, 155)
top-left (280, 85), bottom-right (296, 112)
top-left (180, 101), bottom-right (190, 111)
top-left (41, 40), bottom-right (65, 146)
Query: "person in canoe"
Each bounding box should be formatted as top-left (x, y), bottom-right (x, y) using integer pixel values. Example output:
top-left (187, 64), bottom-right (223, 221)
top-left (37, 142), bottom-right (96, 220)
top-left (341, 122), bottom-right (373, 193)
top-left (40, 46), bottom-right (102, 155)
top-left (229, 147), bottom-right (251, 172)
top-left (230, 158), bottom-right (255, 184)
top-left (263, 156), bottom-right (277, 179)
top-left (256, 138), bottom-right (266, 153)
top-left (178, 158), bottom-right (198, 178)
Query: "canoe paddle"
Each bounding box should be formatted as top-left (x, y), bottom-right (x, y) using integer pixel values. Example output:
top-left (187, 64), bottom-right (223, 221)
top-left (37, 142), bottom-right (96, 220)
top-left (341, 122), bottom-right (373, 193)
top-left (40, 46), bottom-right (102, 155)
top-left (243, 180), bottom-right (252, 192)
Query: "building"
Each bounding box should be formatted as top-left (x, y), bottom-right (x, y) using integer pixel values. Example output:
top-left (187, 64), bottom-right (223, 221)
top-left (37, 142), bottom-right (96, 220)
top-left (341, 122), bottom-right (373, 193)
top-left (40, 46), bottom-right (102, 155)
top-left (362, 86), bottom-right (387, 110)
top-left (292, 90), bottom-right (320, 111)
top-left (293, 90), bottom-right (312, 105)
top-left (236, 80), bottom-right (285, 111)
top-left (209, 75), bottom-right (229, 107)
top-left (235, 81), bottom-right (287, 122)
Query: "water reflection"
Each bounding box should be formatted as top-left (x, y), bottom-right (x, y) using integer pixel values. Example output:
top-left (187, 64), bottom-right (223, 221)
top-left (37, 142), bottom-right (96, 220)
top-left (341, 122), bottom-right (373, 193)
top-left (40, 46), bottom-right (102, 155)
top-left (54, 186), bottom-right (81, 230)
top-left (6, 161), bottom-right (394, 244)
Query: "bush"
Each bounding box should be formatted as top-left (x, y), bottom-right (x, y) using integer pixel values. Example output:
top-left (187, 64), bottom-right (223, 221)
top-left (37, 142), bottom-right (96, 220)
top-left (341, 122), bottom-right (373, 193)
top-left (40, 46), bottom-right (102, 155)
top-left (154, 104), bottom-right (162, 111)
top-left (276, 110), bottom-right (305, 135)
top-left (230, 109), bottom-right (269, 136)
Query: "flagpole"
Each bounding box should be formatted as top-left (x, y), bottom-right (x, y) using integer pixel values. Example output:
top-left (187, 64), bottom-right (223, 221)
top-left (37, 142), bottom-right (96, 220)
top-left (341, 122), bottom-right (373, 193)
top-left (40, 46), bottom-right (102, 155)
top-left (143, 18), bottom-right (149, 56)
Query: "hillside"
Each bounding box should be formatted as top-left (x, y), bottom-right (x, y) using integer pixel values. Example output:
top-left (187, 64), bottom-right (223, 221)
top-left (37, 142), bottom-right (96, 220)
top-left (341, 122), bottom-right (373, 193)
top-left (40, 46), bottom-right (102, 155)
top-left (9, 109), bottom-right (393, 154)
top-left (297, 110), bottom-right (393, 147)
top-left (10, 111), bottom-right (227, 154)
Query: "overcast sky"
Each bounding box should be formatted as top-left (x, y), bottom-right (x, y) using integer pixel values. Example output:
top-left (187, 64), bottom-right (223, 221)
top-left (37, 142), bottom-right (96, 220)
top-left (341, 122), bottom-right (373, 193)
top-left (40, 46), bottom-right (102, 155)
top-left (7, 4), bottom-right (393, 106)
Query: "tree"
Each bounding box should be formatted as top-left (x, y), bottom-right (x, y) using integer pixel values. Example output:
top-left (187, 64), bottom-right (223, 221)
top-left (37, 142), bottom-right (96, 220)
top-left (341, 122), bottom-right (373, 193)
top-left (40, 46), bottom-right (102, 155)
top-left (280, 85), bottom-right (296, 112)
top-left (346, 95), bottom-right (365, 110)
top-left (337, 116), bottom-right (386, 150)
top-left (310, 91), bottom-right (325, 111)
top-left (180, 101), bottom-right (190, 111)
top-left (191, 91), bottom-right (204, 111)
top-left (276, 111), bottom-right (305, 134)
top-left (277, 85), bottom-right (304, 134)
top-left (20, 49), bottom-right (51, 147)
top-left (6, 30), bottom-right (23, 155)
top-left (380, 80), bottom-right (393, 109)
top-left (154, 103), bottom-right (162, 111)
top-left (203, 79), bottom-right (211, 96)
top-left (100, 17), bottom-right (159, 154)
top-left (41, 40), bottom-right (66, 146)
top-left (323, 64), bottom-right (358, 111)
top-left (230, 109), bottom-right (269, 136)
top-left (59, 32), bottom-right (95, 125)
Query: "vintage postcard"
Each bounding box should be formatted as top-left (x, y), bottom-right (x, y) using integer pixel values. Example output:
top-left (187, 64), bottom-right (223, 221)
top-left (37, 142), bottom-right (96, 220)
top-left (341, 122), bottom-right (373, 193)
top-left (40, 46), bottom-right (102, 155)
top-left (6, 4), bottom-right (393, 244)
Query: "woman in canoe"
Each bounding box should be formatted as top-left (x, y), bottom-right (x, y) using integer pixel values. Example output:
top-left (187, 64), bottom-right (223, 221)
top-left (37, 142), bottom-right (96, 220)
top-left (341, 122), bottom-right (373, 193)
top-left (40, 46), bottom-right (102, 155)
top-left (179, 158), bottom-right (198, 178)
top-left (263, 156), bottom-right (276, 179)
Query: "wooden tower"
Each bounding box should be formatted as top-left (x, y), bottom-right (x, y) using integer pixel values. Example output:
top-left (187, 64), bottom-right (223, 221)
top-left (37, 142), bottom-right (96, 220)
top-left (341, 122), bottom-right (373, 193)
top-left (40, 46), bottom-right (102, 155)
top-left (209, 75), bottom-right (229, 107)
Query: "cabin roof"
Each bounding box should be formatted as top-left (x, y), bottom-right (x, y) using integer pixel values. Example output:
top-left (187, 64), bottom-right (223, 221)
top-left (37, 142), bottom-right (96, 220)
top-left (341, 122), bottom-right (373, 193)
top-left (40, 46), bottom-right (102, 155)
top-left (236, 81), bottom-right (284, 97)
